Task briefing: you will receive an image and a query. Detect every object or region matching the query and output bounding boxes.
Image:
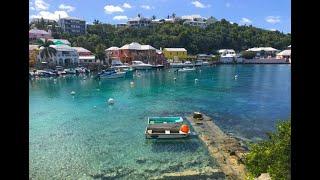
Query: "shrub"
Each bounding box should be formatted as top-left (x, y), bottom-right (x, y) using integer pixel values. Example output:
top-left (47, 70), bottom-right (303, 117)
top-left (244, 120), bottom-right (291, 180)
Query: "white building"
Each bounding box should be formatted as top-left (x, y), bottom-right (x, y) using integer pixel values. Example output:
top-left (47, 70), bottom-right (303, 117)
top-left (218, 49), bottom-right (237, 63)
top-left (127, 17), bottom-right (151, 28)
top-left (72, 47), bottom-right (96, 64)
top-left (47, 45), bottom-right (79, 66)
top-left (183, 20), bottom-right (207, 28)
top-left (246, 47), bottom-right (279, 58)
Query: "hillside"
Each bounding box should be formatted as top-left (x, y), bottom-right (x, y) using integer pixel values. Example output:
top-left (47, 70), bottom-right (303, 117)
top-left (41, 19), bottom-right (291, 55)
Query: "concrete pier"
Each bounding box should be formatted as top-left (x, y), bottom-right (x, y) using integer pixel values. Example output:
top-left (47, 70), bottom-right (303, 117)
top-left (186, 113), bottom-right (248, 180)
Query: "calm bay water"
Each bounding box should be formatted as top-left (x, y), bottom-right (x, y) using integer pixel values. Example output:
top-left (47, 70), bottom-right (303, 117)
top-left (29, 64), bottom-right (291, 179)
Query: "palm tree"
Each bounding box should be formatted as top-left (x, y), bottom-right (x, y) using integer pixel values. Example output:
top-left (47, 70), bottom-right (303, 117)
top-left (138, 13), bottom-right (141, 18)
top-left (36, 39), bottom-right (57, 67)
top-left (152, 15), bottom-right (156, 20)
top-left (172, 13), bottom-right (176, 18)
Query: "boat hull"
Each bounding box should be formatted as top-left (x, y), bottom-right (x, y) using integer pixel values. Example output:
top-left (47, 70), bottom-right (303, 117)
top-left (99, 72), bottom-right (126, 79)
top-left (145, 132), bottom-right (189, 139)
top-left (132, 66), bottom-right (153, 70)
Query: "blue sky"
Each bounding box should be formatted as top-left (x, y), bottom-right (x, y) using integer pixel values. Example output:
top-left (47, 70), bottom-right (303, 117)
top-left (29, 0), bottom-right (291, 33)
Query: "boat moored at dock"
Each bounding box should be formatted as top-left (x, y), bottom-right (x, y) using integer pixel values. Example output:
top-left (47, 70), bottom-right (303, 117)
top-left (131, 61), bottom-right (153, 70)
top-left (145, 116), bottom-right (190, 139)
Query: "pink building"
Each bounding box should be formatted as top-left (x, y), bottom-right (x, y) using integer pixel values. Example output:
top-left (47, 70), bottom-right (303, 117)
top-left (29, 29), bottom-right (52, 41)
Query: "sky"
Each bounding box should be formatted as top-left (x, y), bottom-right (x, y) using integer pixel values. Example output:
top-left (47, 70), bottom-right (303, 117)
top-left (29, 0), bottom-right (291, 33)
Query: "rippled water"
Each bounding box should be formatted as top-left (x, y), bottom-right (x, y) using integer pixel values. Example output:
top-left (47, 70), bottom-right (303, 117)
top-left (29, 64), bottom-right (291, 179)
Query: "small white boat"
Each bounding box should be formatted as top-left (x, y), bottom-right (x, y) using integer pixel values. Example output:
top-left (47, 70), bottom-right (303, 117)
top-left (64, 68), bottom-right (76, 74)
top-left (170, 62), bottom-right (184, 68)
top-left (195, 60), bottom-right (203, 66)
top-left (178, 67), bottom-right (196, 72)
top-left (183, 61), bottom-right (194, 67)
top-left (131, 61), bottom-right (153, 70)
top-left (97, 69), bottom-right (126, 79)
top-left (111, 59), bottom-right (132, 72)
top-left (202, 61), bottom-right (210, 66)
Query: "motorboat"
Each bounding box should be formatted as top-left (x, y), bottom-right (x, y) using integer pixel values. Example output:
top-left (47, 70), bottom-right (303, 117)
top-left (145, 117), bottom-right (190, 139)
top-left (131, 61), bottom-right (153, 70)
top-left (170, 62), bottom-right (184, 68)
top-left (183, 61), bottom-right (194, 67)
top-left (152, 64), bottom-right (165, 69)
top-left (178, 67), bottom-right (196, 72)
top-left (75, 67), bottom-right (90, 74)
top-left (64, 68), bottom-right (76, 74)
top-left (195, 60), bottom-right (203, 66)
top-left (111, 59), bottom-right (133, 72)
top-left (202, 61), bottom-right (210, 66)
top-left (96, 68), bottom-right (126, 79)
top-left (55, 66), bottom-right (67, 75)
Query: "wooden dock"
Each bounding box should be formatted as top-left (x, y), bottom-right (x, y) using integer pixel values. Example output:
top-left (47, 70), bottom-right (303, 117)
top-left (186, 113), bottom-right (248, 180)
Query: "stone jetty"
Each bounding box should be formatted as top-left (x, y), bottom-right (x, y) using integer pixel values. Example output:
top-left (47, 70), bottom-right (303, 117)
top-left (186, 112), bottom-right (248, 180)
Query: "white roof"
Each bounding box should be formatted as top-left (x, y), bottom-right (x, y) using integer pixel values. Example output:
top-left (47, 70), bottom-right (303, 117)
top-left (106, 47), bottom-right (119, 51)
top-left (141, 45), bottom-right (156, 50)
top-left (277, 50), bottom-right (291, 56)
top-left (50, 45), bottom-right (76, 51)
top-left (72, 47), bottom-right (91, 53)
top-left (79, 56), bottom-right (95, 60)
top-left (120, 42), bottom-right (142, 50)
top-left (60, 17), bottom-right (85, 21)
top-left (164, 48), bottom-right (187, 52)
top-left (29, 29), bottom-right (50, 35)
top-left (218, 49), bottom-right (235, 53)
top-left (119, 42), bottom-right (155, 50)
top-left (247, 47), bottom-right (278, 52)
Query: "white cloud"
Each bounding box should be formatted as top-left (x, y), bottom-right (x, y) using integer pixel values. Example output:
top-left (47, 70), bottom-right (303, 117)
top-left (113, 15), bottom-right (128, 20)
top-left (240, 17), bottom-right (252, 25)
top-left (122, 3), bottom-right (132, 9)
top-left (59, 4), bottom-right (75, 12)
top-left (226, 3), bottom-right (231, 8)
top-left (141, 5), bottom-right (153, 10)
top-left (191, 1), bottom-right (210, 8)
top-left (104, 5), bottom-right (124, 14)
top-left (34, 0), bottom-right (49, 11)
top-left (265, 16), bottom-right (280, 24)
top-left (30, 10), bottom-right (69, 21)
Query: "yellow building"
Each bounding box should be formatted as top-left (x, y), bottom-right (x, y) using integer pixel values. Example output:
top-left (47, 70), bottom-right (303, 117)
top-left (163, 48), bottom-right (187, 61)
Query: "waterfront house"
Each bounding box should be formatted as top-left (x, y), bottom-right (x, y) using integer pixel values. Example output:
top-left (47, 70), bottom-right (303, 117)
top-left (58, 17), bottom-right (86, 35)
top-left (72, 47), bottom-right (96, 64)
top-left (218, 49), bottom-right (237, 63)
top-left (105, 47), bottom-right (120, 65)
top-left (29, 28), bottom-right (52, 41)
top-left (44, 45), bottom-right (79, 67)
top-left (246, 47), bottom-right (279, 58)
top-left (276, 49), bottom-right (291, 62)
top-left (127, 16), bottom-right (151, 28)
top-left (163, 48), bottom-right (188, 62)
top-left (118, 42), bottom-right (157, 64)
top-left (155, 49), bottom-right (167, 65)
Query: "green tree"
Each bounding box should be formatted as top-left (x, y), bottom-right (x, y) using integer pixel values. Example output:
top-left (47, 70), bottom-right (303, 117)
top-left (37, 39), bottom-right (57, 65)
top-left (244, 120), bottom-right (291, 180)
top-left (95, 44), bottom-right (106, 64)
top-left (241, 51), bottom-right (256, 59)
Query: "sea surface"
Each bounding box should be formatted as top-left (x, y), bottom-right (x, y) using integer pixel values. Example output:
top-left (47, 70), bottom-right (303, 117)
top-left (29, 64), bottom-right (291, 179)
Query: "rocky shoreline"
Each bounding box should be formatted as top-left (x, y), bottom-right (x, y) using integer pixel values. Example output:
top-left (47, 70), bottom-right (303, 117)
top-left (186, 113), bottom-right (249, 180)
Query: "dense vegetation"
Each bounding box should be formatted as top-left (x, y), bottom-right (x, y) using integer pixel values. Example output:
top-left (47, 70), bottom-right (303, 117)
top-left (30, 18), bottom-right (291, 55)
top-left (244, 120), bottom-right (291, 180)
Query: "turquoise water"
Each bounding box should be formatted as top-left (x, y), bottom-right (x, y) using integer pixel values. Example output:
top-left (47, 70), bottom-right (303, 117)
top-left (29, 64), bottom-right (291, 179)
